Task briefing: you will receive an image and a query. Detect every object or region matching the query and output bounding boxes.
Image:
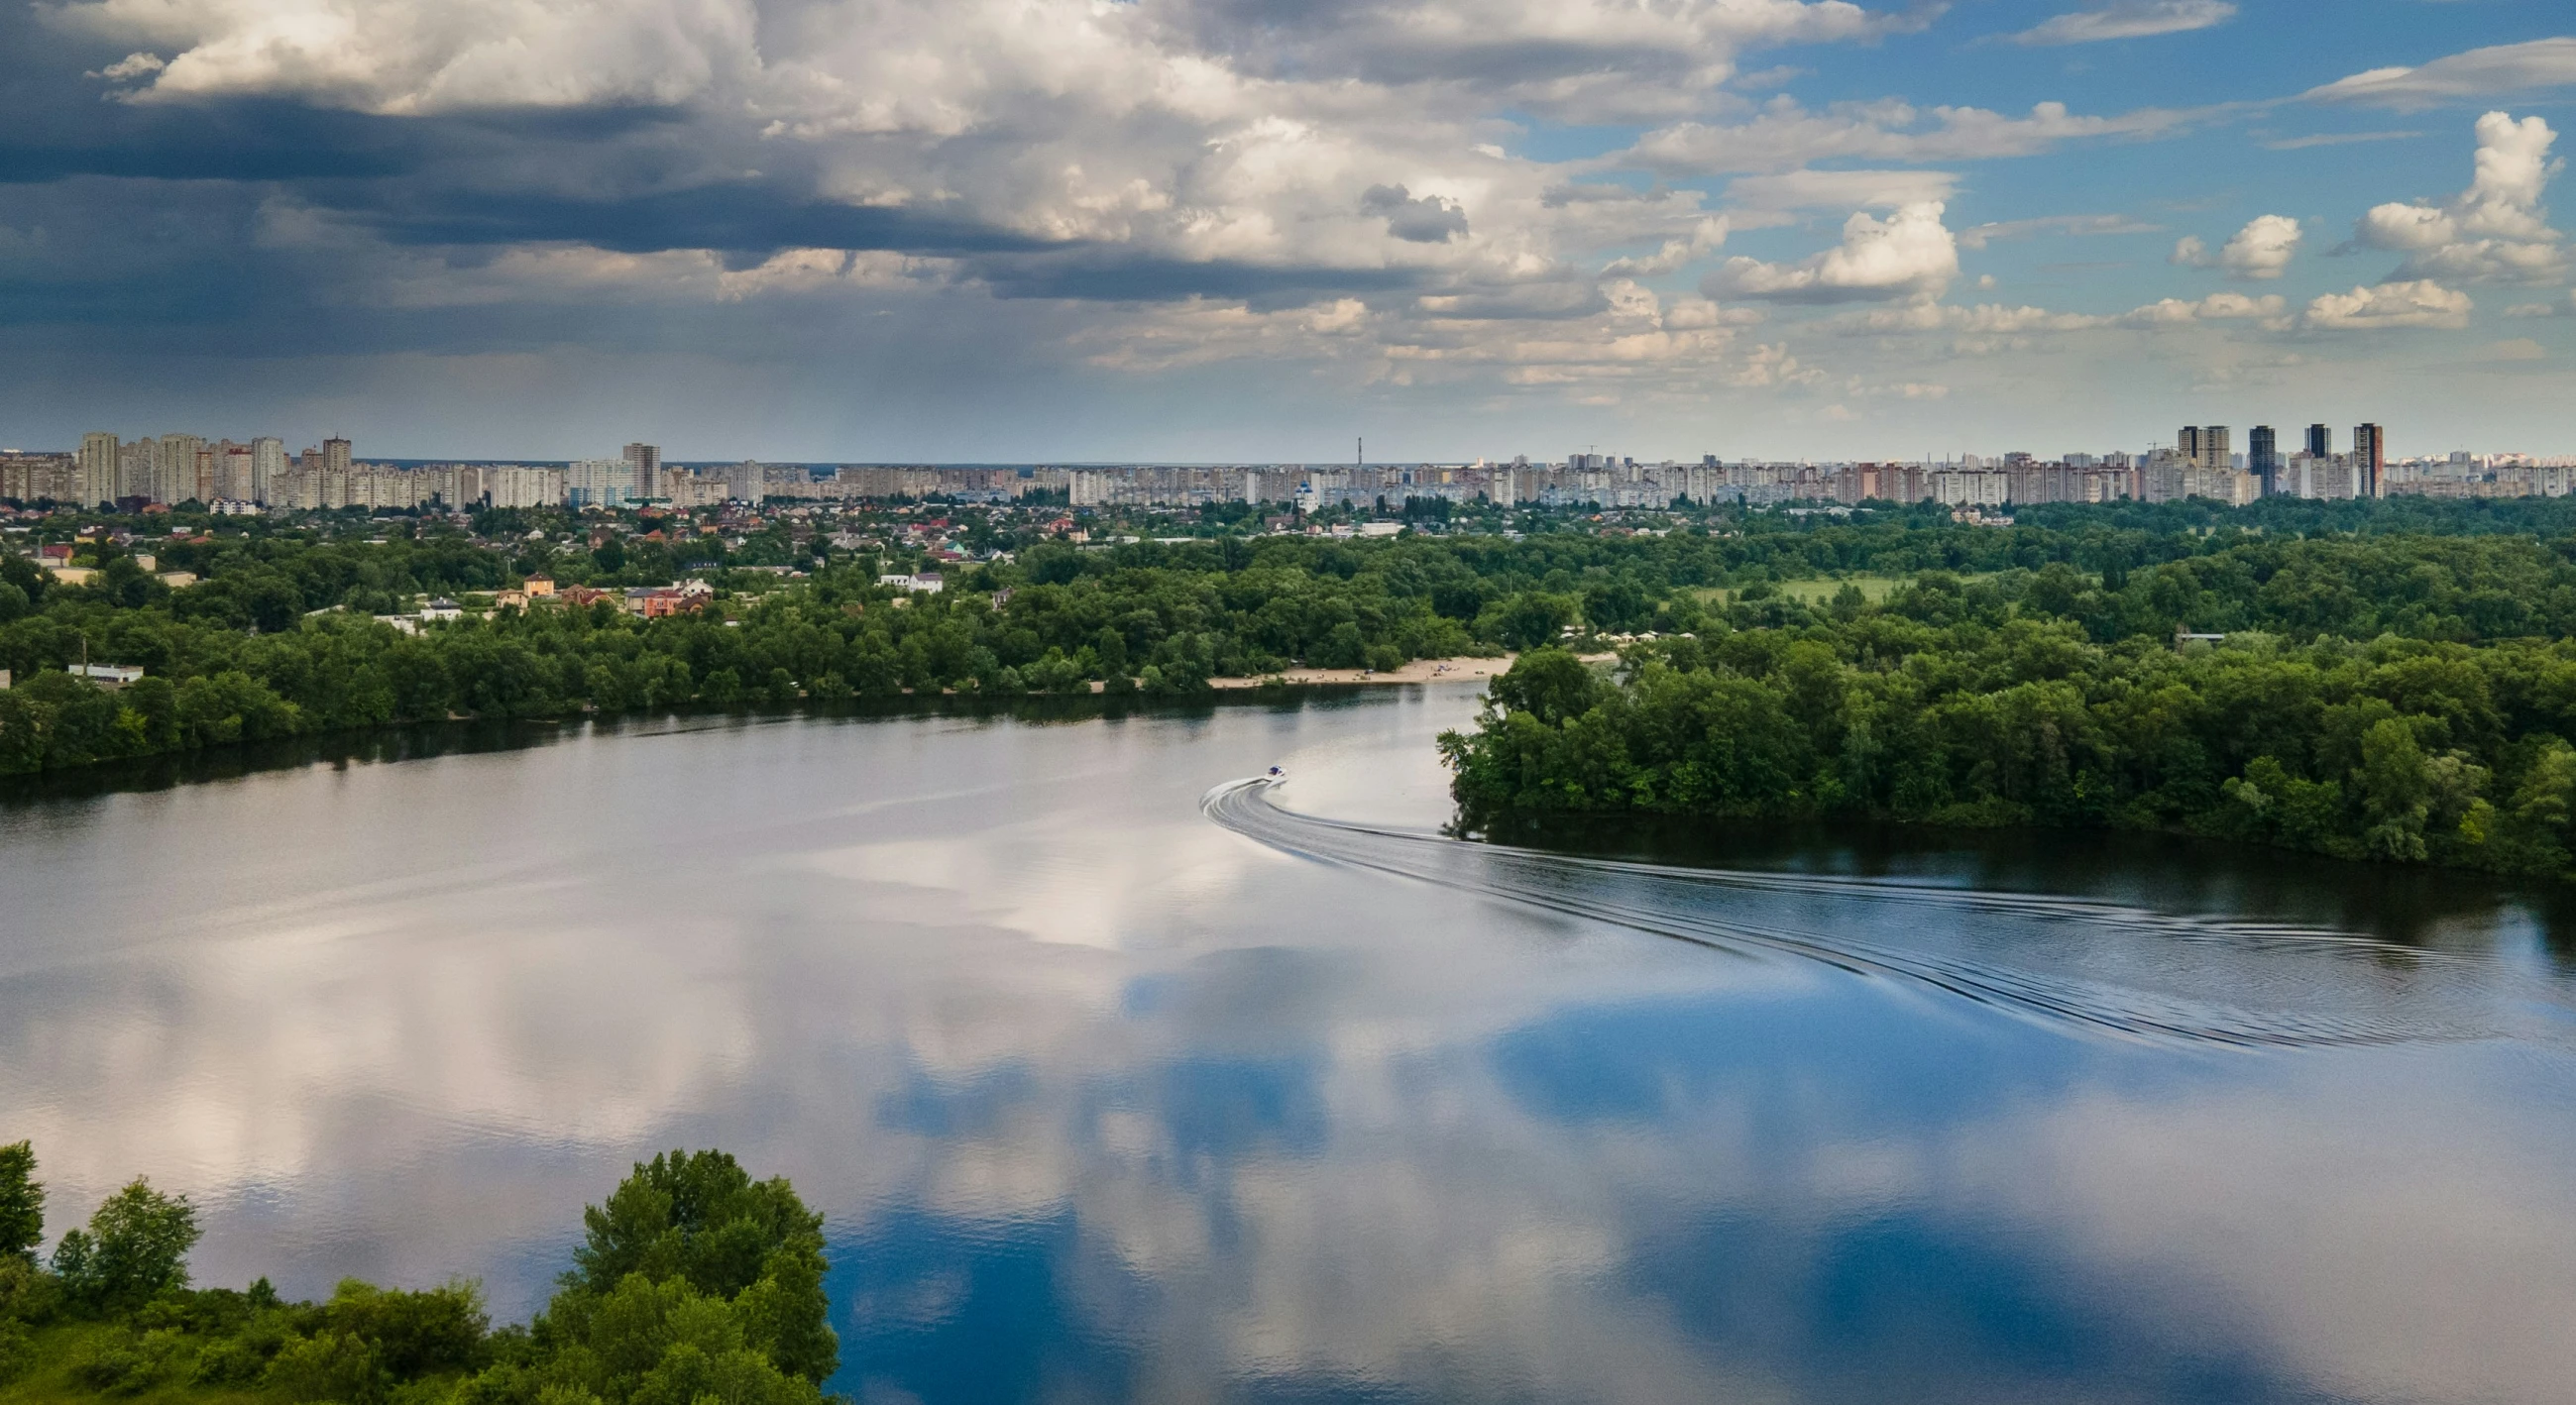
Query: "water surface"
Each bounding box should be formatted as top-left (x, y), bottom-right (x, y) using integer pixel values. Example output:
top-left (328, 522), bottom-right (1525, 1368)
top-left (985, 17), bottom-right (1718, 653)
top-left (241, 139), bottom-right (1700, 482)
top-left (6, 690), bottom-right (2576, 1404)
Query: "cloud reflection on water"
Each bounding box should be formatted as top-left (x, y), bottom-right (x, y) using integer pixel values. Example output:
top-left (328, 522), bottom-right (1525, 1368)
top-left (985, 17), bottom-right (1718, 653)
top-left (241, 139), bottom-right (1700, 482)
top-left (2, 691), bottom-right (2573, 1402)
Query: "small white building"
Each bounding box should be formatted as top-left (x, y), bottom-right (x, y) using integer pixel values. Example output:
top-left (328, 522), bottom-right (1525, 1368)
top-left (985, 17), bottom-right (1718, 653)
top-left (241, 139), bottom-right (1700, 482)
top-left (68, 663), bottom-right (146, 690)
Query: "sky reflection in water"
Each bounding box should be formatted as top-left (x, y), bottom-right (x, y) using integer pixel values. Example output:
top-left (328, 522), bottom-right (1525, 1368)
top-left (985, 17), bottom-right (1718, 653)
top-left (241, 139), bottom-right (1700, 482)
top-left (5, 691), bottom-right (2576, 1404)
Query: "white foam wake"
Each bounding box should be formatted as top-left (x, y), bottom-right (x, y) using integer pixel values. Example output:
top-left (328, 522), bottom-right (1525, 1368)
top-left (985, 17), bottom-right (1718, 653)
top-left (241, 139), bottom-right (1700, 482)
top-left (1204, 779), bottom-right (2576, 1049)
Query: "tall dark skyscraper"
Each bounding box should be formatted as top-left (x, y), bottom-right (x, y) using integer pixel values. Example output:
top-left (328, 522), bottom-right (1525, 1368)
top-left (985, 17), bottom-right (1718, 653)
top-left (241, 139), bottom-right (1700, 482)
top-left (2354, 424), bottom-right (2385, 498)
top-left (2250, 425), bottom-right (2280, 495)
top-left (623, 442), bottom-right (661, 500)
top-left (2306, 424), bottom-right (2331, 459)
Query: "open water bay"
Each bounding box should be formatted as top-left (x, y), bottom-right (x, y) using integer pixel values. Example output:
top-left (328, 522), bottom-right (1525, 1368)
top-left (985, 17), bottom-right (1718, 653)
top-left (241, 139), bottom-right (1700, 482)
top-left (7, 688), bottom-right (2576, 1404)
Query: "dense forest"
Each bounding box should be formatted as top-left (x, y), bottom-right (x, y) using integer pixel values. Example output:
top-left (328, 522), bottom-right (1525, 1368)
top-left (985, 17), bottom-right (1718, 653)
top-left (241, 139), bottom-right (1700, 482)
top-left (17, 499), bottom-right (2576, 795)
top-left (1442, 582), bottom-right (2576, 878)
top-left (0, 1140), bottom-right (836, 1405)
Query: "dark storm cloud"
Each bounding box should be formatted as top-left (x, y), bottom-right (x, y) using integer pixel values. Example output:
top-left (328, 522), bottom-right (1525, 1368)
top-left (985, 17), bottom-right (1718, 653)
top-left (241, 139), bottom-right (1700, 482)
top-left (351, 182), bottom-right (1056, 259)
top-left (0, 2), bottom-right (1463, 343)
top-left (1360, 185), bottom-right (1470, 244)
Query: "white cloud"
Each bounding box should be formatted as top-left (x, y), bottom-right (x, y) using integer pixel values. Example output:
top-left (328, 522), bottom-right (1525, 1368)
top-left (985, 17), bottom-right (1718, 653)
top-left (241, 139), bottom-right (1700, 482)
top-left (2219, 214), bottom-right (2301, 279)
top-left (1622, 97), bottom-right (2195, 177)
top-left (1855, 301), bottom-right (2108, 334)
top-left (2348, 112), bottom-right (2566, 284)
top-left (2305, 38), bottom-right (2576, 111)
top-left (1705, 201), bottom-right (1958, 304)
top-left (2300, 280), bottom-right (2473, 332)
top-left (2119, 291), bottom-right (2288, 326)
top-left (1724, 168), bottom-right (1958, 212)
top-left (2009, 1), bottom-right (2237, 48)
top-left (32, 0), bottom-right (1940, 397)
top-left (1598, 217), bottom-right (1731, 276)
top-left (87, 51), bottom-right (165, 80)
top-left (53, 0), bottom-right (1900, 122)
top-left (31, 0), bottom-right (2497, 410)
top-left (2171, 216), bottom-right (2298, 278)
top-left (1849, 290), bottom-right (2286, 336)
top-left (2506, 292), bottom-right (2576, 318)
top-left (1957, 213), bottom-right (2157, 250)
top-left (56, 0), bottom-right (763, 114)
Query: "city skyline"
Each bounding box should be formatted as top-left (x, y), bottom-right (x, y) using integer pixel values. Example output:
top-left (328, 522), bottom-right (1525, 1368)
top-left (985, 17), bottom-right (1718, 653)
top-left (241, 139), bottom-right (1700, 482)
top-left (1, 4), bottom-right (2573, 460)
top-left (26, 417), bottom-right (2563, 513)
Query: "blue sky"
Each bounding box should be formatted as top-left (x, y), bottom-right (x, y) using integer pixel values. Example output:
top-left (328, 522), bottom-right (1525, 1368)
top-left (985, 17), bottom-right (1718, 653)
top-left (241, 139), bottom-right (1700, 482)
top-left (1, 1), bottom-right (2571, 463)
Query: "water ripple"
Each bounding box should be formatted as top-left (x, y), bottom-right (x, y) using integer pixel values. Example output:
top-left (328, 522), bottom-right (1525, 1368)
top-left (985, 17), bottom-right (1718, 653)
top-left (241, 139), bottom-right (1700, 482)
top-left (1204, 779), bottom-right (2576, 1050)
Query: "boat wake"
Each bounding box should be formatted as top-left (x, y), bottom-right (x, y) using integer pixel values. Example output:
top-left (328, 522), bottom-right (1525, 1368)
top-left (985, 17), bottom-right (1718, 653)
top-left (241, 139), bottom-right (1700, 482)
top-left (1203, 779), bottom-right (2576, 1049)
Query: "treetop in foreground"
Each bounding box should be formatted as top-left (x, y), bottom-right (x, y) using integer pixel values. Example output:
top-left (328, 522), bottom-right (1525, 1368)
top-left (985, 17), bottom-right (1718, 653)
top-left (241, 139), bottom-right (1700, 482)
top-left (0, 1141), bottom-right (840, 1405)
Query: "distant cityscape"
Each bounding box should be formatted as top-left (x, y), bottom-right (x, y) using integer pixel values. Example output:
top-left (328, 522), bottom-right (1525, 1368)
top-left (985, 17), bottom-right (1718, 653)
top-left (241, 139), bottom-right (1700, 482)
top-left (7, 423), bottom-right (2576, 516)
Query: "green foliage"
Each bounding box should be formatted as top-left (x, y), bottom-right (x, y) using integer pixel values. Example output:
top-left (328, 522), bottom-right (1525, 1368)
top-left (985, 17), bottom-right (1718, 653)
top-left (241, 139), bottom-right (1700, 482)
top-left (1485, 648), bottom-right (1603, 727)
top-left (0, 1147), bottom-right (828, 1405)
top-left (30, 499), bottom-right (2576, 784)
top-left (1444, 606), bottom-right (2576, 878)
top-left (54, 1182), bottom-right (199, 1315)
top-left (0, 1143), bottom-right (40, 1265)
top-left (550, 1149), bottom-right (836, 1389)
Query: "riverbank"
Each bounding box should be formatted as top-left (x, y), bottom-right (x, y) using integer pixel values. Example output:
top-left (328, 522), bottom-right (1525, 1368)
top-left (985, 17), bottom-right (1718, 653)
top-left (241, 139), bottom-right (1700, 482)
top-left (1207, 654), bottom-right (1514, 689)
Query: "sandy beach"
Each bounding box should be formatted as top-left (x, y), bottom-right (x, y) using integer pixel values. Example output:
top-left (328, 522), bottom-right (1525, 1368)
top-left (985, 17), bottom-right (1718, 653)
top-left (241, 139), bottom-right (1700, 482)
top-left (1206, 655), bottom-right (1515, 689)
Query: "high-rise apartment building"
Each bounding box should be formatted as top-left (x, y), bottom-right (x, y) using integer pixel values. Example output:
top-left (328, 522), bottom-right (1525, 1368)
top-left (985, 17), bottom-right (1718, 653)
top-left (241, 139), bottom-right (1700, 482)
top-left (2306, 424), bottom-right (2331, 459)
top-left (216, 442), bottom-right (255, 502)
top-left (567, 458), bottom-right (632, 508)
top-left (77, 432), bottom-right (118, 506)
top-left (252, 437), bottom-right (286, 505)
top-left (323, 437), bottom-right (353, 475)
top-left (117, 439), bottom-right (156, 501)
top-left (2354, 424), bottom-right (2385, 498)
top-left (2249, 426), bottom-right (2280, 496)
top-left (2176, 426), bottom-right (2230, 470)
top-left (624, 443), bottom-right (661, 499)
top-left (156, 434), bottom-right (205, 506)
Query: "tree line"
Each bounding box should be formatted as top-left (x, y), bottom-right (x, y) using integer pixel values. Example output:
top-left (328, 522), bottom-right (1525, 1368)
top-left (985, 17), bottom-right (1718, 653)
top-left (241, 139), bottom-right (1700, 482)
top-left (1443, 567), bottom-right (2576, 878)
top-left (0, 1139), bottom-right (837, 1405)
top-left (18, 499), bottom-right (2576, 779)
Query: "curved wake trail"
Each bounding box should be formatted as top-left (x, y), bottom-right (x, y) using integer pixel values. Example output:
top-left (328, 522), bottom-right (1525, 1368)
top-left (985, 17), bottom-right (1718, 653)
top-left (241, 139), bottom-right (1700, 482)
top-left (1204, 779), bottom-right (2576, 1049)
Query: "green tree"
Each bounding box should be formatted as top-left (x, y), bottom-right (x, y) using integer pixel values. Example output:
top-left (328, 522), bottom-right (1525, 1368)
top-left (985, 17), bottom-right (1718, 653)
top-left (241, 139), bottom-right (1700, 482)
top-left (1486, 648), bottom-right (1603, 727)
top-left (53, 1178), bottom-right (200, 1313)
top-left (1480, 592), bottom-right (1575, 650)
top-left (0, 1141), bottom-right (40, 1263)
top-left (554, 1149), bottom-right (836, 1385)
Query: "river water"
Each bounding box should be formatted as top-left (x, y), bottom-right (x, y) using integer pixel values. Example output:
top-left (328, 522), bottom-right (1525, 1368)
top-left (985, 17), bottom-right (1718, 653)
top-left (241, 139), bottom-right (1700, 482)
top-left (6, 688), bottom-right (2576, 1404)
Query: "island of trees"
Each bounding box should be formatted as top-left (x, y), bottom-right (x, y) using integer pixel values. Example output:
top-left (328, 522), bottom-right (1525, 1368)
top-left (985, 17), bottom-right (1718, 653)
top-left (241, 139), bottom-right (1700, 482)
top-left (0, 1139), bottom-right (837, 1405)
top-left (1441, 555), bottom-right (2576, 879)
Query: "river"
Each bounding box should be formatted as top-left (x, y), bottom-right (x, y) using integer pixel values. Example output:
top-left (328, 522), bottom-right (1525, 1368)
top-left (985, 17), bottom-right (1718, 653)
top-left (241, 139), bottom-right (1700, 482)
top-left (5, 687), bottom-right (2576, 1403)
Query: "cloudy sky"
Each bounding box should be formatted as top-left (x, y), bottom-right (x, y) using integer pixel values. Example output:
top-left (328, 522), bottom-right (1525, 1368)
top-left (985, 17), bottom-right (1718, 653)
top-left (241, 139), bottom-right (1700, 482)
top-left (1, 1), bottom-right (2571, 463)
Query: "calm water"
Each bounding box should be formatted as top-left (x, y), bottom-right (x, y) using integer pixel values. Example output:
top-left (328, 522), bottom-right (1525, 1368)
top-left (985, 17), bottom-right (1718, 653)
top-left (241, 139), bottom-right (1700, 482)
top-left (7, 690), bottom-right (2576, 1404)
